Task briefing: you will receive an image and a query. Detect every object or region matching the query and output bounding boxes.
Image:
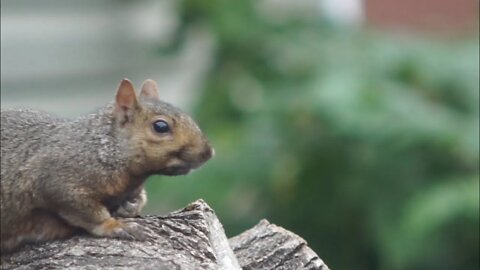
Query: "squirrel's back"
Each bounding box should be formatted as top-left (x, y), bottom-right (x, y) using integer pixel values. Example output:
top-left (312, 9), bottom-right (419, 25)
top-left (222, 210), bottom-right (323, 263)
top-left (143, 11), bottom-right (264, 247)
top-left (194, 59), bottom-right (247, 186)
top-left (1, 109), bottom-right (66, 182)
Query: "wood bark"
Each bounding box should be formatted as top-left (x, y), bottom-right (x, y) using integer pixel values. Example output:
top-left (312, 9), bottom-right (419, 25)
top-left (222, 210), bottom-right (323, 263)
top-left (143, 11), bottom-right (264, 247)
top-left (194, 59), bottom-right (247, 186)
top-left (229, 220), bottom-right (329, 270)
top-left (0, 200), bottom-right (328, 270)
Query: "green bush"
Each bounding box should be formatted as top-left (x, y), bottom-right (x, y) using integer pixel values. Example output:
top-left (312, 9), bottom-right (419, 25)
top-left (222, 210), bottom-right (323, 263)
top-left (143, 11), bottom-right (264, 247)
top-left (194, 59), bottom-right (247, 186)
top-left (147, 1), bottom-right (479, 269)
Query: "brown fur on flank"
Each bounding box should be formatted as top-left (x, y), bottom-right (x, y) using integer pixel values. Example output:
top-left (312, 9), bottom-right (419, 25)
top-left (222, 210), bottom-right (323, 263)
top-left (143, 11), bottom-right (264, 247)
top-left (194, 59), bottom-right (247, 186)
top-left (0, 79), bottom-right (213, 253)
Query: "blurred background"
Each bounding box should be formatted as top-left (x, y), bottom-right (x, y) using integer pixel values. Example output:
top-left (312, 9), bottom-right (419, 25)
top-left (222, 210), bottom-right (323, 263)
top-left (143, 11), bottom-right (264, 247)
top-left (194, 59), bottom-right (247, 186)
top-left (1, 0), bottom-right (478, 269)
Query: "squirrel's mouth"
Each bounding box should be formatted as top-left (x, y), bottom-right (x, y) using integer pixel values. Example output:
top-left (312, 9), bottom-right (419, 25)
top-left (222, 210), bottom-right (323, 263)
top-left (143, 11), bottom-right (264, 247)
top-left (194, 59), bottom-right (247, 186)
top-left (158, 146), bottom-right (214, 176)
top-left (160, 165), bottom-right (192, 176)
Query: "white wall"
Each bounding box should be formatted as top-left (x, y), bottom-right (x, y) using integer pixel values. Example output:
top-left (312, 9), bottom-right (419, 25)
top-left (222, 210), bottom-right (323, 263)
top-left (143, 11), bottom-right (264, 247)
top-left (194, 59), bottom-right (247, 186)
top-left (1, 0), bottom-right (214, 116)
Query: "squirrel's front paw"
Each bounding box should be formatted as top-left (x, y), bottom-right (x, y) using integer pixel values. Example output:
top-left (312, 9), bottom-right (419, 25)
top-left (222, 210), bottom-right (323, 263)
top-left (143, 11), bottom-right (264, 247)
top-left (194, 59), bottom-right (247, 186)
top-left (94, 218), bottom-right (153, 241)
top-left (113, 189), bottom-right (147, 218)
top-left (112, 220), bottom-right (152, 241)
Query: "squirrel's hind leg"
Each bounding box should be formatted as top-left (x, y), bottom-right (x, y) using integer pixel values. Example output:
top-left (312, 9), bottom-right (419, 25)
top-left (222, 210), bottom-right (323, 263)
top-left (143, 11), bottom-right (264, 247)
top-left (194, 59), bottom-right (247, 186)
top-left (1, 209), bottom-right (77, 253)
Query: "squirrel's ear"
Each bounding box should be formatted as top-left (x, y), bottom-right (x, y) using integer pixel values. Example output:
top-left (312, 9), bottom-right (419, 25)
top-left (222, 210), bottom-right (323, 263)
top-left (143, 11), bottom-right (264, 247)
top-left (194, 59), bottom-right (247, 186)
top-left (114, 79), bottom-right (138, 123)
top-left (140, 79), bottom-right (159, 100)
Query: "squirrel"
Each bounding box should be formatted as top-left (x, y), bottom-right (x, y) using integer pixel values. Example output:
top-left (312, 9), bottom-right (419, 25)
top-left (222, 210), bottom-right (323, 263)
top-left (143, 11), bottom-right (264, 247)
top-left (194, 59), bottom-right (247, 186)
top-left (0, 79), bottom-right (214, 253)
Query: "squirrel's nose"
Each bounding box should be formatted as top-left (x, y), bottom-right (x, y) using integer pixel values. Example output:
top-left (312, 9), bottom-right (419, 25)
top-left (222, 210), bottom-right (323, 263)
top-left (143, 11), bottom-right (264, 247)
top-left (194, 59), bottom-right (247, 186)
top-left (200, 146), bottom-right (214, 161)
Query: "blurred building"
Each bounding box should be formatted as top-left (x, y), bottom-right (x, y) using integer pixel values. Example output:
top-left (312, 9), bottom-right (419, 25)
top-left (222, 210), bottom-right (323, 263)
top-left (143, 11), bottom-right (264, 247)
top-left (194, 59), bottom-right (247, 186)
top-left (365, 0), bottom-right (479, 35)
top-left (1, 0), bottom-right (477, 116)
top-left (1, 0), bottom-right (213, 116)
top-left (322, 0), bottom-right (478, 35)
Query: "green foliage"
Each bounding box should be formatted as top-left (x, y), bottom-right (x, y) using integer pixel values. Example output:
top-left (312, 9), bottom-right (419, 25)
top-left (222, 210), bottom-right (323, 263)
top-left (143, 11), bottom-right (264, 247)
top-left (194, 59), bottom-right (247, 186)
top-left (147, 1), bottom-right (479, 269)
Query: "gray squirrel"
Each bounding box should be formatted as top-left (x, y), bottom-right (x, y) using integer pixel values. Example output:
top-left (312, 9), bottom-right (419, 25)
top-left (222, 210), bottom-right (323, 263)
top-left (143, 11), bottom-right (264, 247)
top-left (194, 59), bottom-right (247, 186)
top-left (0, 79), bottom-right (213, 253)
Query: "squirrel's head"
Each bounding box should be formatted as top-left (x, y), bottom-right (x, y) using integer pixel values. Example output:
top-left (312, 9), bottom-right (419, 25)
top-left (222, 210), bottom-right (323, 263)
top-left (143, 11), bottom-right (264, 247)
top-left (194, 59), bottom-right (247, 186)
top-left (112, 79), bottom-right (214, 176)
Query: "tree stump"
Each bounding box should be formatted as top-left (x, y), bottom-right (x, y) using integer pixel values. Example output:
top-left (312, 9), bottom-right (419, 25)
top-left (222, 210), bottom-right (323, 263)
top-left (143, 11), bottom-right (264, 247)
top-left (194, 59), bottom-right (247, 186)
top-left (0, 200), bottom-right (329, 270)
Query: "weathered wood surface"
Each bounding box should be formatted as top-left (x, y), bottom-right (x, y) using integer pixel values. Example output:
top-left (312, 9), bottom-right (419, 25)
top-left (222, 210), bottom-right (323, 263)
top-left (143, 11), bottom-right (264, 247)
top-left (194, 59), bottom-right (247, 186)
top-left (229, 220), bottom-right (329, 270)
top-left (0, 200), bottom-right (328, 270)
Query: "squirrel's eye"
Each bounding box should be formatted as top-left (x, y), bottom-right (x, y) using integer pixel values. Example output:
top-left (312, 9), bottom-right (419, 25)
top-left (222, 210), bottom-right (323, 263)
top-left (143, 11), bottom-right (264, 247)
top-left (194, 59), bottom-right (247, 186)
top-left (153, 120), bottom-right (170, 133)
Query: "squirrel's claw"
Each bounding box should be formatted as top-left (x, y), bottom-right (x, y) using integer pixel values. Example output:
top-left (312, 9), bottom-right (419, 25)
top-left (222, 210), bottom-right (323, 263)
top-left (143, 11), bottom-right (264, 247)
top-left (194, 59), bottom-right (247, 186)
top-left (115, 219), bottom-right (154, 242)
